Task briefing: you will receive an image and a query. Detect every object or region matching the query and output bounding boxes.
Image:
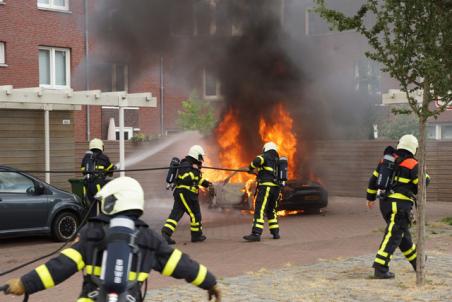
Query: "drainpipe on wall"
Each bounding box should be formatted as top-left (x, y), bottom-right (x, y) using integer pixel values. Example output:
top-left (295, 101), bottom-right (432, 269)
top-left (160, 56), bottom-right (165, 136)
top-left (44, 108), bottom-right (51, 184)
top-left (84, 0), bottom-right (91, 142)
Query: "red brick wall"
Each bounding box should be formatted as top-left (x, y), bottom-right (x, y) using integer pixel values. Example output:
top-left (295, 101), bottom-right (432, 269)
top-left (0, 0), bottom-right (85, 89)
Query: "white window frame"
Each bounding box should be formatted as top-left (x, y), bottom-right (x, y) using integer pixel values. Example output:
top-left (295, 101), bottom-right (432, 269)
top-left (39, 46), bottom-right (71, 89)
top-left (0, 42), bottom-right (6, 66)
top-left (37, 0), bottom-right (69, 11)
top-left (203, 69), bottom-right (222, 100)
top-left (115, 127), bottom-right (134, 141)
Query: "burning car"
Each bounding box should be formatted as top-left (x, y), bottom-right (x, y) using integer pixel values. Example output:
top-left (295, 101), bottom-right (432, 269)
top-left (200, 104), bottom-right (328, 215)
top-left (201, 176), bottom-right (328, 215)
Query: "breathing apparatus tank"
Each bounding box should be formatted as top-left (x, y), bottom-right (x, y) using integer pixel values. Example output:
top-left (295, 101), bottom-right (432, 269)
top-left (277, 157), bottom-right (288, 186)
top-left (100, 216), bottom-right (138, 302)
top-left (83, 150), bottom-right (96, 181)
top-left (166, 157), bottom-right (180, 189)
top-left (377, 154), bottom-right (396, 199)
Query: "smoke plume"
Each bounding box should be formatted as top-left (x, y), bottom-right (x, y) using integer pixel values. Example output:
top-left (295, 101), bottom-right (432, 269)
top-left (91, 0), bottom-right (375, 181)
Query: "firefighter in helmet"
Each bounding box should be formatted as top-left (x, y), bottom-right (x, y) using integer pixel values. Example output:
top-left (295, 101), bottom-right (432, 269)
top-left (367, 134), bottom-right (430, 279)
top-left (4, 177), bottom-right (221, 301)
top-left (243, 142), bottom-right (281, 242)
top-left (81, 138), bottom-right (114, 217)
top-left (161, 145), bottom-right (212, 245)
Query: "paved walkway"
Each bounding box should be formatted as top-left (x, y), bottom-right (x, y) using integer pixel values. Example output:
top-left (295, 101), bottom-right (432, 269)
top-left (1, 197), bottom-right (451, 302)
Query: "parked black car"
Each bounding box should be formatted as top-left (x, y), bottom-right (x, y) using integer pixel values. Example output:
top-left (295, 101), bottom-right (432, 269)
top-left (0, 166), bottom-right (85, 241)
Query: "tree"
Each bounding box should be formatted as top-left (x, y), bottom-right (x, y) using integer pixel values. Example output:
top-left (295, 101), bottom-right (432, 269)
top-left (177, 91), bottom-right (217, 135)
top-left (314, 0), bottom-right (452, 286)
top-left (378, 106), bottom-right (419, 139)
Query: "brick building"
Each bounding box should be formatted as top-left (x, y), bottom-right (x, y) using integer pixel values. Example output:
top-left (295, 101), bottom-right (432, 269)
top-left (0, 0), bottom-right (217, 144)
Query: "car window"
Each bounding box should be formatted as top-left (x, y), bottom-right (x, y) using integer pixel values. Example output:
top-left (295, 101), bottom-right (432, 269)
top-left (0, 172), bottom-right (35, 193)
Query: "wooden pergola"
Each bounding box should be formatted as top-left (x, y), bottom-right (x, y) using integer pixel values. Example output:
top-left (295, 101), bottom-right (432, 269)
top-left (0, 85), bottom-right (157, 183)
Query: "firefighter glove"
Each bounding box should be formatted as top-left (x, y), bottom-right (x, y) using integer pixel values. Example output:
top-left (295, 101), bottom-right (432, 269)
top-left (247, 166), bottom-right (254, 174)
top-left (5, 278), bottom-right (25, 296)
top-left (208, 285), bottom-right (221, 301)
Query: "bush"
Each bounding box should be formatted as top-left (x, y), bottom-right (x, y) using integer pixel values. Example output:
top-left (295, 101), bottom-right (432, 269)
top-left (130, 133), bottom-right (149, 143)
top-left (177, 90), bottom-right (217, 135)
top-left (377, 105), bottom-right (419, 139)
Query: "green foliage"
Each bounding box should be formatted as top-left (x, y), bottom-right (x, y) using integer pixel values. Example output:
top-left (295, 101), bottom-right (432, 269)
top-left (378, 106), bottom-right (419, 139)
top-left (130, 132), bottom-right (150, 143)
top-left (441, 217), bottom-right (452, 226)
top-left (177, 91), bottom-right (217, 135)
top-left (313, 0), bottom-right (452, 121)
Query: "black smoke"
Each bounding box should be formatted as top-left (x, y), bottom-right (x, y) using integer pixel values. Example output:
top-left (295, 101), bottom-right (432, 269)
top-left (90, 0), bottom-right (372, 181)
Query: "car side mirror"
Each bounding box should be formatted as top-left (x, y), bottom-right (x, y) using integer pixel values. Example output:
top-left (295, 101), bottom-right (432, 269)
top-left (35, 182), bottom-right (46, 195)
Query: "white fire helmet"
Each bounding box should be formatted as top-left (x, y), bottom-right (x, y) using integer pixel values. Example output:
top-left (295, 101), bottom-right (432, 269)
top-left (95, 176), bottom-right (144, 216)
top-left (187, 145), bottom-right (206, 162)
top-left (397, 134), bottom-right (419, 155)
top-left (89, 138), bottom-right (104, 151)
top-left (263, 141), bottom-right (278, 153)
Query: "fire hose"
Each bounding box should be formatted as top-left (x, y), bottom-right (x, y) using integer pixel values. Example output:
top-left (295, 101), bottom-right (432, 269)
top-left (0, 165), bottom-right (249, 278)
top-left (0, 200), bottom-right (98, 277)
top-left (0, 165), bottom-right (249, 174)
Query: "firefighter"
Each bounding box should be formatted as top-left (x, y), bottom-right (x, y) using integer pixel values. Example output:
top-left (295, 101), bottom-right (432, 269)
top-left (81, 138), bottom-right (114, 217)
top-left (243, 142), bottom-right (281, 242)
top-left (161, 145), bottom-right (212, 245)
top-left (367, 134), bottom-right (429, 279)
top-left (3, 177), bottom-right (221, 302)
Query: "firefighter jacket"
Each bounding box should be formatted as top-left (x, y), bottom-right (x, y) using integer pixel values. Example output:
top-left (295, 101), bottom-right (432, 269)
top-left (367, 149), bottom-right (430, 203)
top-left (174, 157), bottom-right (211, 194)
top-left (19, 214), bottom-right (217, 301)
top-left (80, 150), bottom-right (114, 181)
top-left (249, 150), bottom-right (279, 186)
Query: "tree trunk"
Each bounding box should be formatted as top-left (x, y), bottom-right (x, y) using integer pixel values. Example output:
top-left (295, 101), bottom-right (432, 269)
top-left (416, 84), bottom-right (430, 286)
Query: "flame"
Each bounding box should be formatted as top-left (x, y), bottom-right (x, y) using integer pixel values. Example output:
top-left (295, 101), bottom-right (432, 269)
top-left (204, 104), bottom-right (297, 182)
top-left (258, 104), bottom-right (297, 179)
top-left (204, 109), bottom-right (254, 183)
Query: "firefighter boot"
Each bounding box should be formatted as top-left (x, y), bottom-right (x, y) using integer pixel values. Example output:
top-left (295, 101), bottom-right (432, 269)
top-left (191, 234), bottom-right (207, 243)
top-left (271, 229), bottom-right (280, 240)
top-left (243, 233), bottom-right (261, 242)
top-left (162, 232), bottom-right (176, 245)
top-left (374, 268), bottom-right (395, 279)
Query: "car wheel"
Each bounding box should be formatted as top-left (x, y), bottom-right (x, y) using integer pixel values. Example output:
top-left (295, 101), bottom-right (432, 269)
top-left (52, 212), bottom-right (78, 242)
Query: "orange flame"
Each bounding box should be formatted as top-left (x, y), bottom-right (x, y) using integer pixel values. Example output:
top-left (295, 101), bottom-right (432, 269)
top-left (258, 104), bottom-right (297, 179)
top-left (204, 104), bottom-right (298, 183)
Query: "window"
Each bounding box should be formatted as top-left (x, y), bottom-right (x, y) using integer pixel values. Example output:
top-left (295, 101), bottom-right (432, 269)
top-left (203, 68), bottom-right (222, 99)
top-left (37, 0), bottom-right (69, 11)
top-left (0, 172), bottom-right (34, 194)
top-left (0, 42), bottom-right (5, 65)
top-left (427, 125), bottom-right (437, 139)
top-left (39, 47), bottom-right (70, 88)
top-left (115, 127), bottom-right (133, 141)
top-left (170, 2), bottom-right (194, 36)
top-left (112, 63), bottom-right (128, 92)
top-left (441, 125), bottom-right (452, 140)
top-left (354, 59), bottom-right (381, 96)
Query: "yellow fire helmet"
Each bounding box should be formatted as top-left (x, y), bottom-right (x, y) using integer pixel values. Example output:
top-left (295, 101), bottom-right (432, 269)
top-left (95, 176), bottom-right (144, 215)
top-left (187, 145), bottom-right (206, 162)
top-left (263, 141), bottom-right (278, 153)
top-left (397, 134), bottom-right (419, 155)
top-left (89, 138), bottom-right (104, 151)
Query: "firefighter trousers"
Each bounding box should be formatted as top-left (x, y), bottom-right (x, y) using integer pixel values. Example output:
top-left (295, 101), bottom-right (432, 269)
top-left (373, 199), bottom-right (417, 272)
top-left (251, 185), bottom-right (280, 236)
top-left (83, 179), bottom-right (107, 218)
top-left (162, 189), bottom-right (203, 239)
